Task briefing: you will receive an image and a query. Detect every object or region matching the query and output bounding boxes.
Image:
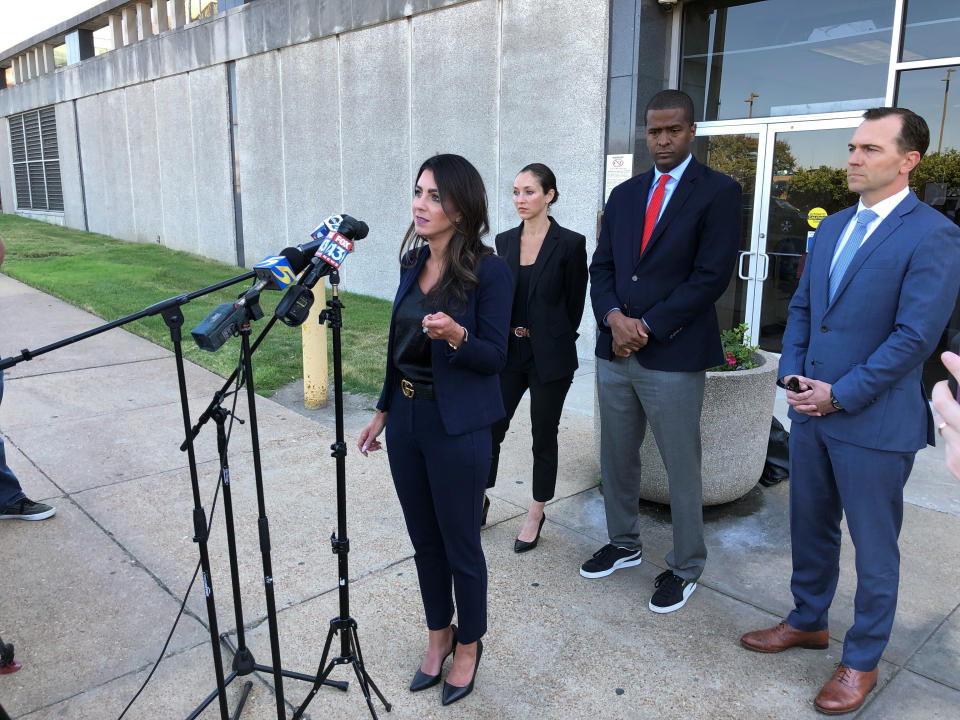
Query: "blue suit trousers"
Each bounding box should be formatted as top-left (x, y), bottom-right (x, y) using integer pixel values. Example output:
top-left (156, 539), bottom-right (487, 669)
top-left (786, 419), bottom-right (914, 671)
top-left (386, 387), bottom-right (491, 644)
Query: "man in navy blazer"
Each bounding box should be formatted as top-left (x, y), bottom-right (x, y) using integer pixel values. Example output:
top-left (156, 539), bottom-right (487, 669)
top-left (583, 90), bottom-right (741, 613)
top-left (741, 108), bottom-right (960, 715)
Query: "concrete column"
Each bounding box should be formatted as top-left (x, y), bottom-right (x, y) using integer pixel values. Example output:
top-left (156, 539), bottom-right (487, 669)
top-left (154, 0), bottom-right (169, 32)
top-left (65, 28), bottom-right (95, 64)
top-left (25, 52), bottom-right (36, 79)
top-left (172, 0), bottom-right (186, 28)
top-left (123, 6), bottom-right (138, 44)
top-left (42, 44), bottom-right (56, 73)
top-left (0, 69), bottom-right (7, 89)
top-left (109, 14), bottom-right (124, 49)
top-left (32, 48), bottom-right (43, 76)
top-left (137, 3), bottom-right (154, 38)
top-left (14, 57), bottom-right (24, 84)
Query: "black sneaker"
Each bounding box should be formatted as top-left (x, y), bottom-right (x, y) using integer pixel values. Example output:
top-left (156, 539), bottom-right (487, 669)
top-left (649, 570), bottom-right (696, 613)
top-left (579, 543), bottom-right (642, 578)
top-left (0, 498), bottom-right (56, 521)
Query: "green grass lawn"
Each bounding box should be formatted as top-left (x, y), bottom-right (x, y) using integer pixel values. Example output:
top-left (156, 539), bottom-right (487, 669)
top-left (0, 215), bottom-right (391, 397)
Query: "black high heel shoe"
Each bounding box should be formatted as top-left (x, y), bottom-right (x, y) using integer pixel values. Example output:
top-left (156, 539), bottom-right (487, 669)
top-left (409, 624), bottom-right (457, 692)
top-left (480, 495), bottom-right (490, 526)
top-left (441, 638), bottom-right (483, 706)
top-left (514, 512), bottom-right (545, 553)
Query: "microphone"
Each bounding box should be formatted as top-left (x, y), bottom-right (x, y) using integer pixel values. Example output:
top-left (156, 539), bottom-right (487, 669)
top-left (299, 215), bottom-right (369, 289)
top-left (275, 214), bottom-right (369, 327)
top-left (236, 249), bottom-right (300, 307)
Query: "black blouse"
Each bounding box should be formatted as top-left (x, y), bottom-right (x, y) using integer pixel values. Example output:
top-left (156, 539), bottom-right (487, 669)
top-left (391, 281), bottom-right (434, 383)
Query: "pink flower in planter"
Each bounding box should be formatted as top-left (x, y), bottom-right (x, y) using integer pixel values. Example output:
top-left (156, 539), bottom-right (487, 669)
top-left (726, 352), bottom-right (737, 366)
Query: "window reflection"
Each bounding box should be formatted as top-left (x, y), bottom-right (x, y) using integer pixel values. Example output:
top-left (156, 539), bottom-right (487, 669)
top-left (902, 0), bottom-right (960, 62)
top-left (681, 0), bottom-right (894, 121)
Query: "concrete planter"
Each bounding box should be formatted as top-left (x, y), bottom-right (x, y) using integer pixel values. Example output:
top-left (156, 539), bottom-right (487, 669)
top-left (639, 349), bottom-right (779, 506)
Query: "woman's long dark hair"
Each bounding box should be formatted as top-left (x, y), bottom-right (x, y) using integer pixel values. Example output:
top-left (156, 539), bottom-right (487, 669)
top-left (400, 154), bottom-right (493, 314)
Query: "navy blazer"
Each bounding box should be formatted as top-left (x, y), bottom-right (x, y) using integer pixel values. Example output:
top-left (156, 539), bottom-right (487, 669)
top-left (590, 157), bottom-right (742, 371)
top-left (496, 217), bottom-right (588, 383)
top-left (376, 246), bottom-right (513, 436)
top-left (780, 191), bottom-right (960, 452)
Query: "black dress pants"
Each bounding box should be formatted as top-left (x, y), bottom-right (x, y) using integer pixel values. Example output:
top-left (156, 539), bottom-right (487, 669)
top-left (487, 340), bottom-right (573, 502)
top-left (386, 386), bottom-right (490, 644)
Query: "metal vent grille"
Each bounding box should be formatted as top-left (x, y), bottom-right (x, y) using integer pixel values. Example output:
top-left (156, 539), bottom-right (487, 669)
top-left (8, 105), bottom-right (62, 211)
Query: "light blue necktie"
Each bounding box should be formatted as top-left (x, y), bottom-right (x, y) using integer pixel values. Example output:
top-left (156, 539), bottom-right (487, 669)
top-left (829, 208), bottom-right (878, 301)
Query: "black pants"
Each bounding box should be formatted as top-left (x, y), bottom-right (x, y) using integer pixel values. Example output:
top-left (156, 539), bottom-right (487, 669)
top-left (386, 386), bottom-right (490, 644)
top-left (487, 340), bottom-right (573, 502)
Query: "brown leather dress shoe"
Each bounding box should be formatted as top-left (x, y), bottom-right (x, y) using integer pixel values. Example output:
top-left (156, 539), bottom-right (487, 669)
top-left (740, 621), bottom-right (830, 653)
top-left (814, 664), bottom-right (878, 715)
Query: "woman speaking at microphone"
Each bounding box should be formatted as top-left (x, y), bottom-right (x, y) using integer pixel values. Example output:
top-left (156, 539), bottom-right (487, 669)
top-left (357, 154), bottom-right (511, 706)
top-left (485, 163), bottom-right (588, 552)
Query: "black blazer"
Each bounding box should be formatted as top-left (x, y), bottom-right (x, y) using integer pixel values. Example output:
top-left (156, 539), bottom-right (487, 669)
top-left (589, 157), bottom-right (741, 371)
top-left (496, 217), bottom-right (588, 383)
top-left (376, 246), bottom-right (513, 435)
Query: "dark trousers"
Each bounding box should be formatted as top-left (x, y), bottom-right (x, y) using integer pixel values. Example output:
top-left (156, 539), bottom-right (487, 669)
top-left (786, 419), bottom-right (915, 671)
top-left (386, 387), bottom-right (490, 645)
top-left (487, 341), bottom-right (572, 502)
top-left (0, 371), bottom-right (26, 509)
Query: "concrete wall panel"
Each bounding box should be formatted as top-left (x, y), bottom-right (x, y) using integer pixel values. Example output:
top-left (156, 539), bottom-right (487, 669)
top-left (500, 0), bottom-right (609, 355)
top-left (125, 83), bottom-right (163, 243)
top-left (99, 88), bottom-right (136, 241)
top-left (339, 20), bottom-right (410, 297)
top-left (75, 94), bottom-right (108, 235)
top-left (54, 101), bottom-right (86, 230)
top-left (0, 117), bottom-right (13, 214)
top-left (189, 65), bottom-right (235, 264)
top-left (235, 51), bottom-right (285, 264)
top-left (154, 73), bottom-right (199, 254)
top-left (411, 0), bottom-right (500, 236)
top-left (279, 38), bottom-right (341, 249)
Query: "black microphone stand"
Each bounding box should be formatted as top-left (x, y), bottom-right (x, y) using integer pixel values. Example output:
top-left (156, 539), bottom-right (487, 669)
top-left (183, 296), bottom-right (348, 720)
top-left (1, 274), bottom-right (261, 720)
top-left (293, 270), bottom-right (391, 720)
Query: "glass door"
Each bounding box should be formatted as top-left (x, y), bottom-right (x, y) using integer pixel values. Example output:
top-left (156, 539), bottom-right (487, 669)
top-left (753, 118), bottom-right (862, 352)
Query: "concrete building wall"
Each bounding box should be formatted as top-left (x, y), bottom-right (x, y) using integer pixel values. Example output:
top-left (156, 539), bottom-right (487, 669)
top-left (154, 73), bottom-right (199, 254)
top-left (0, 117), bottom-right (12, 214)
top-left (54, 101), bottom-right (86, 230)
top-left (0, 0), bottom-right (610, 316)
top-left (190, 66), bottom-right (235, 265)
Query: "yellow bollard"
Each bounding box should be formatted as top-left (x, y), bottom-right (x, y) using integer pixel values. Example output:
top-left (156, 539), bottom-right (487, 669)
top-left (302, 281), bottom-right (328, 408)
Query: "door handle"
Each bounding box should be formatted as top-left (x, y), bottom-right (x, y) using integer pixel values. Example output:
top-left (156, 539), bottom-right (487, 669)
top-left (737, 251), bottom-right (754, 280)
top-left (757, 252), bottom-right (770, 281)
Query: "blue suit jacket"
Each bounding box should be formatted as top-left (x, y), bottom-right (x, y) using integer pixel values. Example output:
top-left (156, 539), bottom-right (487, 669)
top-left (376, 246), bottom-right (513, 436)
top-left (590, 157), bottom-right (742, 371)
top-left (780, 191), bottom-right (960, 452)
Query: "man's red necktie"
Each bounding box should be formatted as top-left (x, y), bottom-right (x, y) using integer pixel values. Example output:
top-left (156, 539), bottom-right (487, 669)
top-left (641, 174), bottom-right (670, 256)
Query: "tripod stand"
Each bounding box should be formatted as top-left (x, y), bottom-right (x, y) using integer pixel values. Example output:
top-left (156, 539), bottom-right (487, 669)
top-left (185, 306), bottom-right (348, 720)
top-left (293, 271), bottom-right (391, 720)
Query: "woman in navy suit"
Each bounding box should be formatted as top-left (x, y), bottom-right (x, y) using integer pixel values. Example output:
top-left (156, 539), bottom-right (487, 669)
top-left (485, 164), bottom-right (588, 552)
top-left (358, 154), bottom-right (511, 706)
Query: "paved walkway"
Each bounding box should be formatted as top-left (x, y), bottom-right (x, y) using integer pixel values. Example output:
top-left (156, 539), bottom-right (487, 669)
top-left (1, 273), bottom-right (958, 719)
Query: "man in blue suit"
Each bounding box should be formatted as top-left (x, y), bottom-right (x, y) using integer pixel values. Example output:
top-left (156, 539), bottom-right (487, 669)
top-left (583, 90), bottom-right (741, 613)
top-left (741, 108), bottom-right (960, 715)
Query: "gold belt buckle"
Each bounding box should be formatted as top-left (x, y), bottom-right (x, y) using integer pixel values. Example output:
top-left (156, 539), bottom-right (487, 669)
top-left (401, 378), bottom-right (415, 398)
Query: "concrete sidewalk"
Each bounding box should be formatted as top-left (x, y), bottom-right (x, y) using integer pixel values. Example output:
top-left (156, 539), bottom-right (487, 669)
top-left (1, 272), bottom-right (958, 719)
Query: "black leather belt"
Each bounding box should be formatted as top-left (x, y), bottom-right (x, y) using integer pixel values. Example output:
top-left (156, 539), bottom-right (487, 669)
top-left (400, 377), bottom-right (434, 400)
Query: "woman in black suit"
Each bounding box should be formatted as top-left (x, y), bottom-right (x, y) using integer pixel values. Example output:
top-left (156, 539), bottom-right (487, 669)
top-left (358, 154), bottom-right (512, 706)
top-left (485, 163), bottom-right (588, 552)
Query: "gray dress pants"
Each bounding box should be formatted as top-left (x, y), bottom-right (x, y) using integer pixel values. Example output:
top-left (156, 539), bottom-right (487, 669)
top-left (597, 356), bottom-right (707, 582)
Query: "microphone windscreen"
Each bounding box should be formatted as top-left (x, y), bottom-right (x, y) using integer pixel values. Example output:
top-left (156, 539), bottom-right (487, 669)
top-left (280, 246), bottom-right (309, 274)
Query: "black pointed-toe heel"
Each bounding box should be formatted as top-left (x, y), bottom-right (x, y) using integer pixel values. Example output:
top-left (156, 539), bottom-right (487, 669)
top-left (441, 638), bottom-right (483, 706)
top-left (480, 495), bottom-right (490, 526)
top-left (514, 513), bottom-right (545, 553)
top-left (409, 625), bottom-right (457, 692)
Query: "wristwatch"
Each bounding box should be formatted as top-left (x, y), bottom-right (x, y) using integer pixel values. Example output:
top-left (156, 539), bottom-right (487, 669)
top-left (830, 391), bottom-right (844, 412)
